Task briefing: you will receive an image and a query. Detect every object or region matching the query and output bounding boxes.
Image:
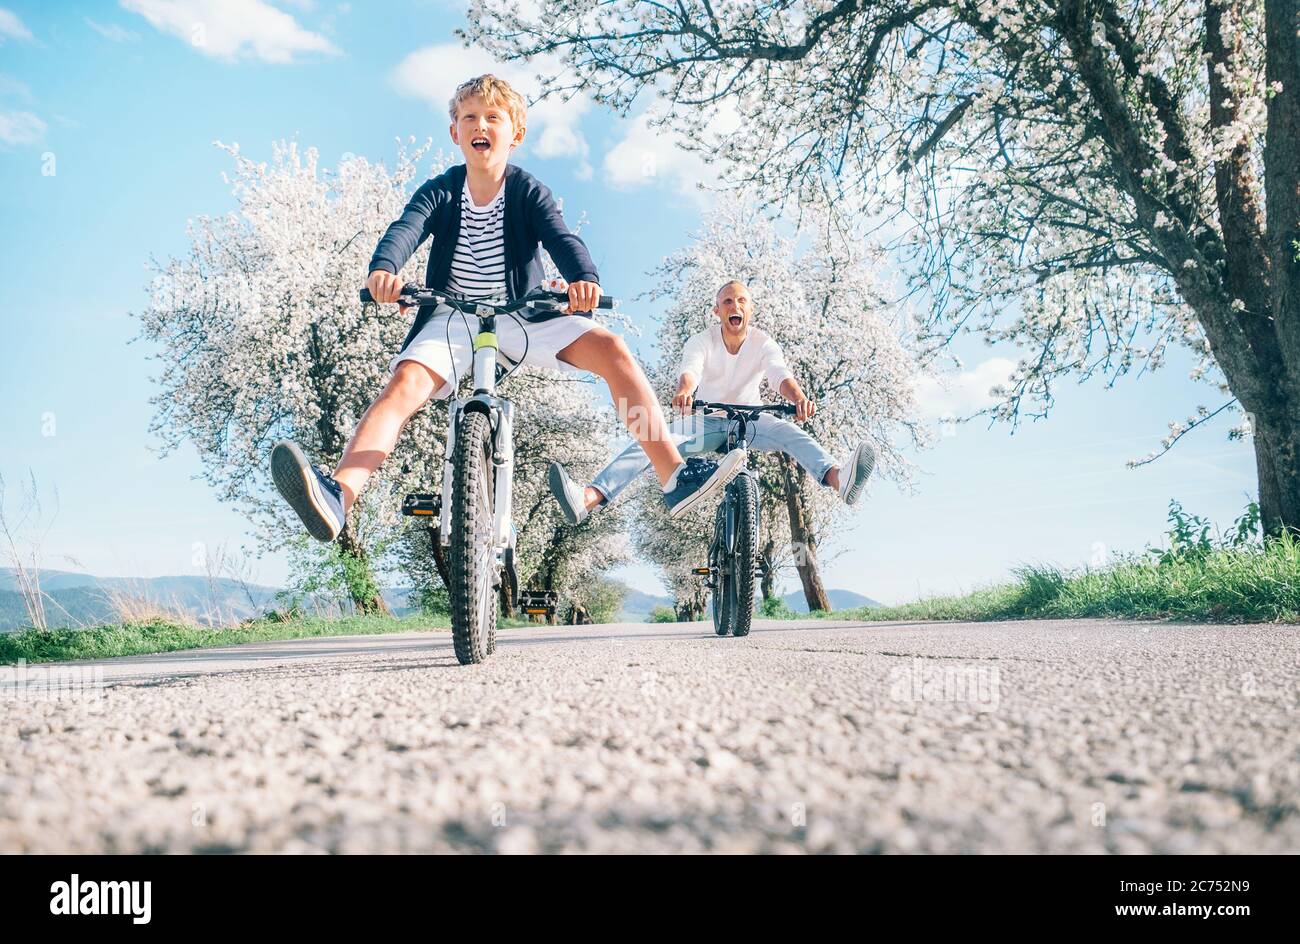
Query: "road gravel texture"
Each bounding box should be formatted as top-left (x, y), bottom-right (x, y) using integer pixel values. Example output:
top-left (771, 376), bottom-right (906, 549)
top-left (1, 618), bottom-right (1296, 853)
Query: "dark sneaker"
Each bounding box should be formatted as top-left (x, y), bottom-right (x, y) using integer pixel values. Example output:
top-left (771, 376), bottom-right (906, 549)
top-left (270, 440), bottom-right (346, 541)
top-left (663, 450), bottom-right (746, 520)
top-left (548, 461), bottom-right (590, 526)
top-left (838, 441), bottom-right (876, 506)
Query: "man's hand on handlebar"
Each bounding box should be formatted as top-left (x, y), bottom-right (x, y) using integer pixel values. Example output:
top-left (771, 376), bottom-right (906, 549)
top-left (367, 270), bottom-right (408, 310)
top-left (671, 390), bottom-right (694, 414)
top-left (793, 395), bottom-right (816, 423)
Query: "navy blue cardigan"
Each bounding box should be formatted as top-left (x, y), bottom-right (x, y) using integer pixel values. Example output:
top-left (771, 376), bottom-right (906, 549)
top-left (368, 163), bottom-right (601, 349)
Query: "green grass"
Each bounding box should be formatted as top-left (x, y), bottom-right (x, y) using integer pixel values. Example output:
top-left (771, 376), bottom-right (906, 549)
top-left (0, 611), bottom-right (456, 666)
top-left (827, 534), bottom-right (1300, 625)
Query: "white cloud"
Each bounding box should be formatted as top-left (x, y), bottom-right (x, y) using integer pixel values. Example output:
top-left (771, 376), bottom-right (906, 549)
top-left (601, 102), bottom-right (740, 203)
top-left (86, 18), bottom-right (142, 43)
top-left (389, 43), bottom-right (591, 165)
top-left (0, 109), bottom-right (46, 146)
top-left (913, 357), bottom-right (1016, 420)
top-left (121, 0), bottom-right (338, 63)
top-left (0, 7), bottom-right (33, 42)
top-left (0, 72), bottom-right (31, 100)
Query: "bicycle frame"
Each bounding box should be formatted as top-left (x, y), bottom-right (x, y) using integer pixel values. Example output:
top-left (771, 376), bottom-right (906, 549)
top-left (695, 400), bottom-right (796, 540)
top-left (360, 282), bottom-right (617, 619)
top-left (438, 314), bottom-right (515, 556)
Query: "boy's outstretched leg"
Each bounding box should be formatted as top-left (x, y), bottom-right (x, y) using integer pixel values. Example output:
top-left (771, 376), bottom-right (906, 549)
top-left (270, 441), bottom-right (347, 542)
top-left (271, 360), bottom-right (442, 541)
top-left (556, 327), bottom-right (744, 519)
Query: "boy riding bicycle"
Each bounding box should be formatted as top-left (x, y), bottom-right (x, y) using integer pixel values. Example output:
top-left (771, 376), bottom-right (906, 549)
top-left (549, 280), bottom-right (876, 524)
top-left (270, 75), bottom-right (743, 541)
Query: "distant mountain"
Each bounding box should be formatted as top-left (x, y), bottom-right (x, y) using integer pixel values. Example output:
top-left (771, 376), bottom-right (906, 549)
top-left (616, 585), bottom-right (674, 622)
top-left (612, 583), bottom-right (882, 621)
top-left (783, 588), bottom-right (881, 612)
top-left (0, 569), bottom-right (419, 632)
top-left (0, 569), bottom-right (880, 631)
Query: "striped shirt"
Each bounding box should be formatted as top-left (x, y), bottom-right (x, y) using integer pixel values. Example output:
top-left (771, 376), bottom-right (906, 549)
top-left (446, 180), bottom-right (507, 300)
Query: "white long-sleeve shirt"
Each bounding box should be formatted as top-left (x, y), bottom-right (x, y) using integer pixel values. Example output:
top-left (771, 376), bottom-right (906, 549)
top-left (678, 324), bottom-right (795, 404)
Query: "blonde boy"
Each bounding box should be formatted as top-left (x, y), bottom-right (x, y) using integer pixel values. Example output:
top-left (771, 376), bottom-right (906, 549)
top-left (271, 75), bottom-right (743, 539)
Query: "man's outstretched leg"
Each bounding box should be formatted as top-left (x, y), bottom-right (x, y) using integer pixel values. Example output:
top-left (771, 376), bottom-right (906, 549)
top-left (549, 415), bottom-right (727, 525)
top-left (556, 328), bottom-right (744, 519)
top-left (271, 360), bottom-right (443, 541)
top-left (748, 415), bottom-right (876, 506)
top-left (823, 442), bottom-right (876, 505)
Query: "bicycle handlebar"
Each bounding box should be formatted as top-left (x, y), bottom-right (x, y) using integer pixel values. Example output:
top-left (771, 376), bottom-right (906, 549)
top-left (360, 283), bottom-right (617, 314)
top-left (692, 399), bottom-right (798, 417)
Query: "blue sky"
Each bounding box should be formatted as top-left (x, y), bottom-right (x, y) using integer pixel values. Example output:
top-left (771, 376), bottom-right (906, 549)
top-left (0, 1), bottom-right (1258, 605)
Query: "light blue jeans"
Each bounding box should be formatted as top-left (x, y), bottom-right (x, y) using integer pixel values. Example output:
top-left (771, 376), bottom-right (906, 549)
top-left (590, 413), bottom-right (836, 504)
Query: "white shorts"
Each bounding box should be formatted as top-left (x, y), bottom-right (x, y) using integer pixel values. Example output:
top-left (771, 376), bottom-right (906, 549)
top-left (389, 305), bottom-right (600, 400)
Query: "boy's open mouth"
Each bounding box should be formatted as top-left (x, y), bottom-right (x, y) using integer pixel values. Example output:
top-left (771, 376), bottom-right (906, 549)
top-left (471, 136), bottom-right (490, 152)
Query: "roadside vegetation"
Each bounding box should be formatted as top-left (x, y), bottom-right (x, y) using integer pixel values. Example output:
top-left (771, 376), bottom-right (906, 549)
top-left (0, 612), bottom-right (459, 666)
top-left (832, 502), bottom-right (1300, 625)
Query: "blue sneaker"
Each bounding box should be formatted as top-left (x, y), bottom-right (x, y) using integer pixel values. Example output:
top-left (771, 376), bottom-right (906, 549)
top-left (663, 450), bottom-right (746, 520)
top-left (270, 440), bottom-right (346, 541)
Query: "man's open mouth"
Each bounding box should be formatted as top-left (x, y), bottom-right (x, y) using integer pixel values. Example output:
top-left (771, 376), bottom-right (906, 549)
top-left (729, 315), bottom-right (743, 327)
top-left (471, 137), bottom-right (490, 152)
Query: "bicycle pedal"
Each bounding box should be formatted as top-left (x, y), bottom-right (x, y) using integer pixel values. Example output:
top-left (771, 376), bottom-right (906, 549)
top-left (692, 567), bottom-right (712, 576)
top-left (401, 493), bottom-right (441, 517)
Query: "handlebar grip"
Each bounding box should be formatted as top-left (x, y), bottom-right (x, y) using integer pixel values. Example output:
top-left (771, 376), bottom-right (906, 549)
top-left (597, 295), bottom-right (616, 309)
top-left (360, 282), bottom-right (419, 305)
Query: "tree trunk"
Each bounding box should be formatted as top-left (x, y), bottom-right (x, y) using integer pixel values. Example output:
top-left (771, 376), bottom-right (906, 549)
top-left (1247, 405), bottom-right (1300, 536)
top-left (543, 571), bottom-right (558, 625)
top-left (778, 454), bottom-right (831, 612)
top-left (1259, 0), bottom-right (1300, 535)
top-left (428, 526), bottom-right (451, 589)
top-left (335, 525), bottom-right (391, 615)
top-left (759, 537), bottom-right (777, 602)
top-left (676, 582), bottom-right (706, 621)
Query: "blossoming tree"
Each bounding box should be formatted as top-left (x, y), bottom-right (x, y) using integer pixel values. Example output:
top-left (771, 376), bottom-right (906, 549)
top-left (138, 139), bottom-right (627, 615)
top-left (638, 202), bottom-right (924, 611)
top-left (466, 0), bottom-right (1300, 537)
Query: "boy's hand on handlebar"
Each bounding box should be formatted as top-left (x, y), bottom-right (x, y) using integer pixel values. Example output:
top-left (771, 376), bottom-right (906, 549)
top-left (367, 270), bottom-right (408, 310)
top-left (564, 280), bottom-right (600, 314)
top-left (793, 395), bottom-right (816, 423)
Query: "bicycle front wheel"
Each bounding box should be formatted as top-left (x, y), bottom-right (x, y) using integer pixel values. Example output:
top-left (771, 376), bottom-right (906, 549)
top-left (729, 474), bottom-right (759, 638)
top-left (711, 502), bottom-right (731, 635)
top-left (449, 411), bottom-right (498, 664)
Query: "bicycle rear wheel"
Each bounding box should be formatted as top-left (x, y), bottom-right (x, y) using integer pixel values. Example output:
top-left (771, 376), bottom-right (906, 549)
top-left (449, 411), bottom-right (498, 664)
top-left (729, 474), bottom-right (759, 638)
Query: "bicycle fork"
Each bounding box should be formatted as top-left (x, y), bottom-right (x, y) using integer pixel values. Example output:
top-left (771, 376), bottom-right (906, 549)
top-left (437, 322), bottom-right (516, 557)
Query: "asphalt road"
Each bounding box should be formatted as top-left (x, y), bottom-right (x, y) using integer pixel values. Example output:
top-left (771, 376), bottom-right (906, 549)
top-left (1, 618), bottom-right (1297, 853)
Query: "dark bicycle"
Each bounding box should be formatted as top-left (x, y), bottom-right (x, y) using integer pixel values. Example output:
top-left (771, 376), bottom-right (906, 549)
top-left (690, 399), bottom-right (797, 638)
top-left (361, 281), bottom-right (614, 663)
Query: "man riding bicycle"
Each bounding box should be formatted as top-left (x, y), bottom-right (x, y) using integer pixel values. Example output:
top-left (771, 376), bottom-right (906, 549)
top-left (549, 280), bottom-right (876, 524)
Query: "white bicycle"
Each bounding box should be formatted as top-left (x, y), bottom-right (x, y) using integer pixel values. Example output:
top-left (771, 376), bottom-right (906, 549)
top-left (360, 282), bottom-right (616, 664)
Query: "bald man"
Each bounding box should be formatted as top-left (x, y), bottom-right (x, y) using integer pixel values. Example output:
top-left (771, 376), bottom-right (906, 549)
top-left (548, 280), bottom-right (875, 524)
